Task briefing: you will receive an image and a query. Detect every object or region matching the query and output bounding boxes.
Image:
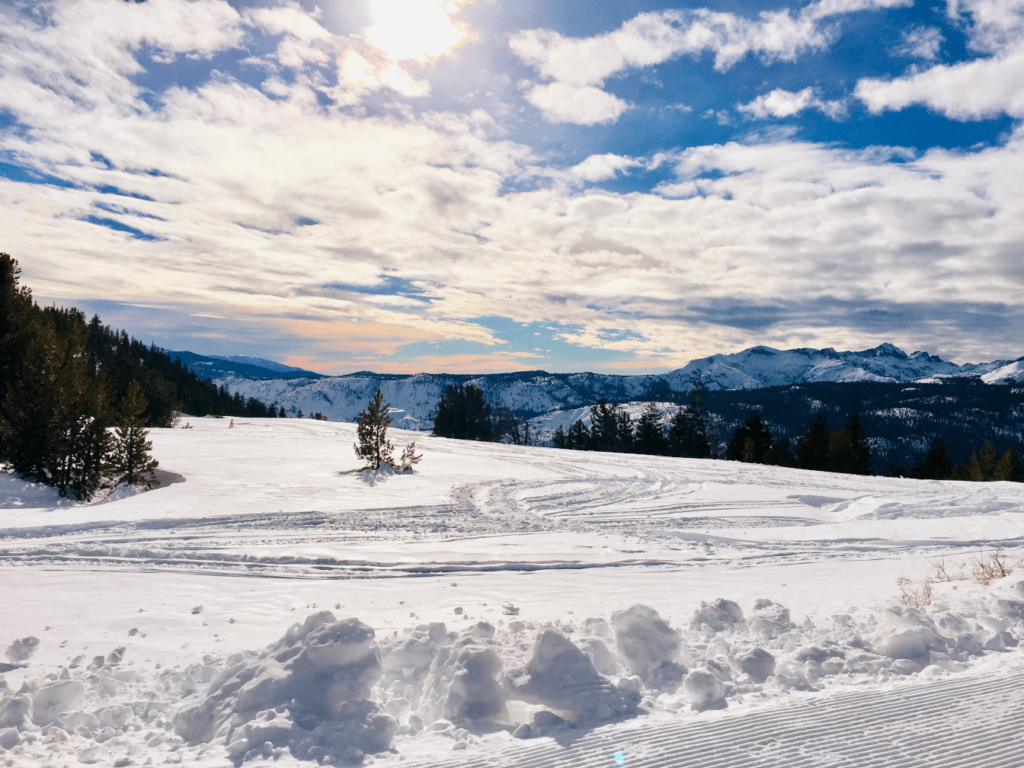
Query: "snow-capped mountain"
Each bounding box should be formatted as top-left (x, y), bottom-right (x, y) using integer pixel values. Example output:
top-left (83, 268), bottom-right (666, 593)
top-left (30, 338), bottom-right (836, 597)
top-left (207, 343), bottom-right (1023, 425)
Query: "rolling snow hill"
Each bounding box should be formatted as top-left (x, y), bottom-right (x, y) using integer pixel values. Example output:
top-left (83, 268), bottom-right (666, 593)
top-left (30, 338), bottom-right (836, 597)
top-left (208, 344), bottom-right (1024, 428)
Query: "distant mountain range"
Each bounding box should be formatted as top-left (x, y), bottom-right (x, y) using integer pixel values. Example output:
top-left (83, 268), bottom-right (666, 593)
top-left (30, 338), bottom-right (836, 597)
top-left (167, 351), bottom-right (325, 382)
top-left (175, 343), bottom-right (1024, 427)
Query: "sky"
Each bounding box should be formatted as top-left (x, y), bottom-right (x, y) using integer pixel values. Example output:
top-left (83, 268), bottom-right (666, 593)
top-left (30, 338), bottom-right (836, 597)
top-left (0, 0), bottom-right (1022, 375)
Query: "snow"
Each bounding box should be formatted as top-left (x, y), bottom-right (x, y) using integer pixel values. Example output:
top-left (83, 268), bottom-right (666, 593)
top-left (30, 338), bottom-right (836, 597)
top-left (1, 417), bottom-right (1023, 766)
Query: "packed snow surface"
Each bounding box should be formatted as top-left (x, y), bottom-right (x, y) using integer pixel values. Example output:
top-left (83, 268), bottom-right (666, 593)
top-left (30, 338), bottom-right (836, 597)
top-left (1, 418), bottom-right (1024, 766)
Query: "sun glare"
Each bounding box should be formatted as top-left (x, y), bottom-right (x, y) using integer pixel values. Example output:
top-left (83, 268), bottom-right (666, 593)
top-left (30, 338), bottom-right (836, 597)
top-left (365, 0), bottom-right (473, 62)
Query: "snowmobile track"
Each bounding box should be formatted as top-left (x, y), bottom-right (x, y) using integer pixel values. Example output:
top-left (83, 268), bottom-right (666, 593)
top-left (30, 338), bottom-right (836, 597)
top-left (404, 660), bottom-right (1024, 767)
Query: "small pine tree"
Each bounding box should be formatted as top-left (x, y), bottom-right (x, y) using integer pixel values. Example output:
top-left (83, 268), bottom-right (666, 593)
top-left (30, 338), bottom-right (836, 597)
top-left (111, 380), bottom-right (159, 488)
top-left (354, 388), bottom-right (394, 470)
top-left (398, 442), bottom-right (422, 473)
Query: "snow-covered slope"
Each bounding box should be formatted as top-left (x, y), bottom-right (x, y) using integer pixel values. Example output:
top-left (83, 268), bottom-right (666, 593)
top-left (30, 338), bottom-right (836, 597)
top-left (214, 344), bottom-right (1022, 425)
top-left (2, 419), bottom-right (1023, 767)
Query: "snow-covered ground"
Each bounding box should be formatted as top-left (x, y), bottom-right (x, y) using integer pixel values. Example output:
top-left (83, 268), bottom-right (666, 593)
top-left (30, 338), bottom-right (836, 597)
top-left (2, 417), bottom-right (1023, 766)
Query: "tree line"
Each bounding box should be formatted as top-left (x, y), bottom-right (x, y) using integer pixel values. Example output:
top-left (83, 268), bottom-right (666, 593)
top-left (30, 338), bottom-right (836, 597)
top-left (895, 439), bottom-right (1023, 482)
top-left (0, 254), bottom-right (276, 500)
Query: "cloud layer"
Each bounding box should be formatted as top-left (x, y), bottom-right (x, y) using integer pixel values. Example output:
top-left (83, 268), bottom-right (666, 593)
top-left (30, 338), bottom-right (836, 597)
top-left (0, 0), bottom-right (1022, 372)
top-left (511, 0), bottom-right (909, 125)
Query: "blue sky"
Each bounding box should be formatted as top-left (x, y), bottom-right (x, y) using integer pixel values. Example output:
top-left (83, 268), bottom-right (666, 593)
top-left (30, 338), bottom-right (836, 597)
top-left (1, 0), bottom-right (1022, 374)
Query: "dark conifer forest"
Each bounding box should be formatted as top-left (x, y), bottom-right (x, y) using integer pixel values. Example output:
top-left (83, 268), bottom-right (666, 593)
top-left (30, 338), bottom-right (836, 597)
top-left (0, 254), bottom-right (276, 499)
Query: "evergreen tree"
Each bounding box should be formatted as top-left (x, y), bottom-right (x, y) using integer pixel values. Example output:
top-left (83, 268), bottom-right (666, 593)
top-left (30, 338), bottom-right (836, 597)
top-left (0, 255), bottom-right (38, 446)
top-left (796, 415), bottom-right (831, 471)
top-left (354, 388), bottom-right (394, 470)
top-left (398, 442), bottom-right (422, 473)
top-left (2, 319), bottom-right (110, 499)
top-left (995, 447), bottom-right (1024, 482)
top-left (666, 378), bottom-right (712, 459)
top-left (910, 439), bottom-right (952, 480)
top-left (585, 399), bottom-right (634, 453)
top-left (110, 380), bottom-right (159, 488)
top-left (567, 419), bottom-right (588, 450)
top-left (551, 424), bottom-right (567, 449)
top-left (633, 402), bottom-right (667, 455)
top-left (765, 436), bottom-right (794, 466)
top-left (842, 412), bottom-right (873, 475)
top-left (727, 412), bottom-right (773, 463)
top-left (827, 430), bottom-right (858, 474)
top-left (432, 384), bottom-right (495, 441)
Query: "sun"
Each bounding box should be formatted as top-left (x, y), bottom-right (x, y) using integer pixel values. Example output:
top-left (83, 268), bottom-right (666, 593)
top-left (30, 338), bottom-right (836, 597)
top-left (365, 0), bottom-right (473, 62)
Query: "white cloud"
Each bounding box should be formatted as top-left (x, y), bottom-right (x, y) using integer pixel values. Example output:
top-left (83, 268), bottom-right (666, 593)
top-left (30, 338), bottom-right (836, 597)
top-left (524, 83), bottom-right (630, 125)
top-left (738, 87), bottom-right (848, 120)
top-left (510, 0), bottom-right (910, 124)
top-left (893, 25), bottom-right (944, 59)
top-left (856, 0), bottom-right (1024, 118)
top-left (571, 154), bottom-right (643, 182)
top-left (1, 0), bottom-right (1023, 368)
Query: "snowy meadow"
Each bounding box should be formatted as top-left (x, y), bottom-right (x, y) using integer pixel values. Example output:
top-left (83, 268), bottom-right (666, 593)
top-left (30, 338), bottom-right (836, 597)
top-left (2, 417), bottom-right (1023, 766)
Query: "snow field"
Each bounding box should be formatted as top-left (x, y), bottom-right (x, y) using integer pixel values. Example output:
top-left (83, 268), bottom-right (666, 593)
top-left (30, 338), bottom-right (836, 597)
top-left (1, 418), bottom-right (1024, 765)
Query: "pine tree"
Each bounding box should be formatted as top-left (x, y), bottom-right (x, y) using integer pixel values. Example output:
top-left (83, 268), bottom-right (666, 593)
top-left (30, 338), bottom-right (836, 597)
top-left (994, 448), bottom-right (1023, 482)
top-left (398, 442), bottom-right (422, 473)
top-left (843, 412), bottom-right (873, 475)
top-left (633, 402), bottom-right (667, 455)
top-left (796, 415), bottom-right (830, 471)
top-left (667, 378), bottom-right (712, 459)
top-left (0, 255), bottom-right (37, 434)
top-left (110, 380), bottom-right (159, 488)
top-left (2, 318), bottom-right (111, 499)
top-left (728, 412), bottom-right (773, 463)
top-left (354, 388), bottom-right (394, 470)
top-left (433, 384), bottom-right (495, 441)
top-left (827, 430), bottom-right (858, 474)
top-left (567, 419), bottom-right (588, 450)
top-left (765, 436), bottom-right (794, 466)
top-left (910, 439), bottom-right (952, 480)
top-left (552, 424), bottom-right (567, 449)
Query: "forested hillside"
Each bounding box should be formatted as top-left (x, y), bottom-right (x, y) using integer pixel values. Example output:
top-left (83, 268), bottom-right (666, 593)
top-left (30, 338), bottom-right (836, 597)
top-left (0, 255), bottom-right (276, 498)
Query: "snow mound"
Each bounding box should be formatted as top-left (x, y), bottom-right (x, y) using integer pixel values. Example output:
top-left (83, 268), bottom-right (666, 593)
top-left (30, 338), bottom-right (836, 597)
top-left (613, 604), bottom-right (682, 677)
top-left (503, 629), bottom-right (641, 721)
top-left (173, 611), bottom-right (398, 764)
top-left (420, 636), bottom-right (506, 724)
top-left (690, 598), bottom-right (745, 632)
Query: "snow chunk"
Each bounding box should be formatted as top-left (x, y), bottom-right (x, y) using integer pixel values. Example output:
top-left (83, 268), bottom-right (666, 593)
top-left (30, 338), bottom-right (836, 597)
top-left (503, 629), bottom-right (640, 720)
top-left (5, 637), bottom-right (39, 663)
top-left (731, 646), bottom-right (776, 683)
top-left (750, 599), bottom-right (792, 636)
top-left (420, 637), bottom-right (506, 724)
top-left (681, 669), bottom-right (727, 711)
top-left (613, 604), bottom-right (681, 677)
top-left (173, 612), bottom-right (397, 763)
top-left (689, 599), bottom-right (744, 632)
top-left (32, 681), bottom-right (87, 726)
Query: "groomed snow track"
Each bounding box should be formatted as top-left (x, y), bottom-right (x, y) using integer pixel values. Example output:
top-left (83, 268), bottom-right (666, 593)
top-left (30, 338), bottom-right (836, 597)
top-left (405, 660), bottom-right (1024, 768)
